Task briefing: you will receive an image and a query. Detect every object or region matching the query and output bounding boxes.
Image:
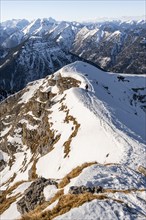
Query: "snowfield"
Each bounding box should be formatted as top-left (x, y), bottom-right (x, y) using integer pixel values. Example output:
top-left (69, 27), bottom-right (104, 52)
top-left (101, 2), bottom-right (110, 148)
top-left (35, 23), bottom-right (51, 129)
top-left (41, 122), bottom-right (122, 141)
top-left (54, 197), bottom-right (146, 220)
top-left (0, 61), bottom-right (146, 219)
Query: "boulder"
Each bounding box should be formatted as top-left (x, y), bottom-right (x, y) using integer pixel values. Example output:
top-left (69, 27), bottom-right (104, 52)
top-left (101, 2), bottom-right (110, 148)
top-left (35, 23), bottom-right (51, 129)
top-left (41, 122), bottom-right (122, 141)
top-left (17, 177), bottom-right (57, 214)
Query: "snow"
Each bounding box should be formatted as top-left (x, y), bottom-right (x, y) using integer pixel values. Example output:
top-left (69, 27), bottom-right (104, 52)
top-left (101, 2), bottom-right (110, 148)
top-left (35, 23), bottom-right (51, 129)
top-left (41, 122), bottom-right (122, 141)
top-left (106, 30), bottom-right (122, 41)
top-left (0, 151), bottom-right (4, 160)
top-left (0, 125), bottom-right (12, 137)
top-left (23, 19), bottom-right (41, 35)
top-left (23, 18), bottom-right (56, 36)
top-left (44, 199), bottom-right (59, 211)
top-left (51, 85), bottom-right (59, 94)
top-left (43, 185), bottom-right (58, 201)
top-left (54, 198), bottom-right (145, 220)
top-left (83, 29), bottom-right (99, 40)
top-left (100, 57), bottom-right (111, 68)
top-left (0, 61), bottom-right (146, 219)
top-left (0, 59), bottom-right (10, 69)
top-left (26, 111), bottom-right (41, 121)
top-left (13, 51), bottom-right (19, 56)
top-left (18, 79), bottom-right (44, 104)
top-left (29, 36), bottom-right (42, 39)
top-left (1, 199), bottom-right (21, 220)
top-left (140, 38), bottom-right (146, 44)
top-left (1, 148), bottom-right (32, 189)
top-left (49, 22), bottom-right (69, 38)
top-left (108, 191), bottom-right (146, 217)
top-left (0, 150), bottom-right (9, 162)
top-left (64, 62), bottom-right (146, 142)
top-left (64, 164), bottom-right (146, 194)
top-left (37, 62), bottom-right (145, 179)
top-left (8, 182), bottom-right (32, 197)
top-left (7, 134), bottom-right (22, 146)
top-left (19, 119), bottom-right (38, 130)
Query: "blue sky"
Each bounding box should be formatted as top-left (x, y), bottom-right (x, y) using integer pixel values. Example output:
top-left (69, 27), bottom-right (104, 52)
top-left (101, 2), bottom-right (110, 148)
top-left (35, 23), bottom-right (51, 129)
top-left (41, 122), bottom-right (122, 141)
top-left (1, 0), bottom-right (145, 22)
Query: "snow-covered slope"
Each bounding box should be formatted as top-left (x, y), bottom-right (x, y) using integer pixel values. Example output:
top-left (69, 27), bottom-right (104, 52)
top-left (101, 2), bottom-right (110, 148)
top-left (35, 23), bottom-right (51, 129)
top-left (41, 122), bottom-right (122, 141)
top-left (23, 18), bottom-right (56, 36)
top-left (0, 19), bottom-right (29, 48)
top-left (1, 19), bottom-right (29, 30)
top-left (0, 61), bottom-right (146, 219)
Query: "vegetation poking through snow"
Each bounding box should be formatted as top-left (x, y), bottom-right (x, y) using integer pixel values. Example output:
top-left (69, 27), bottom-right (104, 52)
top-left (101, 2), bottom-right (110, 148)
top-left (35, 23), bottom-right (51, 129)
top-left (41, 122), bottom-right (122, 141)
top-left (58, 162), bottom-right (97, 188)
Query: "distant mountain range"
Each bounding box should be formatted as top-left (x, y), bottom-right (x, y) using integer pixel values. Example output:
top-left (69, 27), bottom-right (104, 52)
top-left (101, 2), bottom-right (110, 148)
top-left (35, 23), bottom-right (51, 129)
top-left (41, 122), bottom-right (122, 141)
top-left (0, 18), bottom-right (146, 101)
top-left (83, 15), bottom-right (145, 23)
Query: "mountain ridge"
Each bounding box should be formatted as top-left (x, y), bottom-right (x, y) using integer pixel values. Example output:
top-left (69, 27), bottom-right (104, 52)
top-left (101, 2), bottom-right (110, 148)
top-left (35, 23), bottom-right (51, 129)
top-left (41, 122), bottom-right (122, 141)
top-left (0, 18), bottom-right (146, 101)
top-left (0, 61), bottom-right (146, 219)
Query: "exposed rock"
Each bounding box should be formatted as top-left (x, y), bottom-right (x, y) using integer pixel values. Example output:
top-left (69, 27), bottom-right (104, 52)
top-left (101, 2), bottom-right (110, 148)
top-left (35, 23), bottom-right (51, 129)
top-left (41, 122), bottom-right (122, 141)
top-left (0, 159), bottom-right (6, 172)
top-left (138, 165), bottom-right (146, 176)
top-left (69, 185), bottom-right (104, 194)
top-left (17, 177), bottom-right (57, 214)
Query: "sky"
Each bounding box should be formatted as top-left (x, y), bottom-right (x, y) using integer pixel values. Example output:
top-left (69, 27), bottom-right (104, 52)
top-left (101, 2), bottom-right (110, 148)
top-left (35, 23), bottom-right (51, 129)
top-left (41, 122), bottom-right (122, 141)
top-left (0, 0), bottom-right (145, 22)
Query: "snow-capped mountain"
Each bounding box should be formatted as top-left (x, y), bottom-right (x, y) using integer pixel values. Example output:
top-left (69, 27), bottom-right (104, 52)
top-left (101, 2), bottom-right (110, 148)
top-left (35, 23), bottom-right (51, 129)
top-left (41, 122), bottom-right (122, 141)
top-left (0, 18), bottom-right (145, 79)
top-left (2, 30), bottom-right (25, 49)
top-left (0, 19), bottom-right (29, 46)
top-left (0, 18), bottom-right (146, 102)
top-left (0, 61), bottom-right (146, 219)
top-left (0, 18), bottom-right (84, 101)
top-left (1, 19), bottom-right (30, 30)
top-left (23, 18), bottom-right (56, 36)
top-left (71, 21), bottom-right (146, 74)
top-left (0, 36), bottom-right (78, 101)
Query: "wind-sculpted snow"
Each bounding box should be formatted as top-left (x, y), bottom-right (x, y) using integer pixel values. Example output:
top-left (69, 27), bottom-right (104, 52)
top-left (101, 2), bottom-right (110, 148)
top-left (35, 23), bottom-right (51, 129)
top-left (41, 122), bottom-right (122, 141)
top-left (64, 164), bottom-right (146, 192)
top-left (54, 197), bottom-right (146, 220)
top-left (0, 61), bottom-right (145, 220)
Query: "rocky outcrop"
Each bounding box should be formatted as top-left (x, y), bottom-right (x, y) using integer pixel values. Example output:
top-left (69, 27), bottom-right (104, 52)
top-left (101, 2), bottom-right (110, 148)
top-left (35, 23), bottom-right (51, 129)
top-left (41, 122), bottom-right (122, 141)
top-left (69, 185), bottom-right (104, 194)
top-left (17, 177), bottom-right (57, 214)
top-left (138, 165), bottom-right (146, 176)
top-left (0, 159), bottom-right (6, 172)
top-left (56, 75), bottom-right (81, 93)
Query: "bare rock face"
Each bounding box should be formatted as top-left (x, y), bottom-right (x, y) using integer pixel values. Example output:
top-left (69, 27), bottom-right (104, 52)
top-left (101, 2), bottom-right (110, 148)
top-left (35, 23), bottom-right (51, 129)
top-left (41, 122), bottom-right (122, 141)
top-left (0, 159), bottom-right (6, 172)
top-left (17, 177), bottom-right (57, 214)
top-left (69, 185), bottom-right (104, 194)
top-left (0, 152), bottom-right (6, 172)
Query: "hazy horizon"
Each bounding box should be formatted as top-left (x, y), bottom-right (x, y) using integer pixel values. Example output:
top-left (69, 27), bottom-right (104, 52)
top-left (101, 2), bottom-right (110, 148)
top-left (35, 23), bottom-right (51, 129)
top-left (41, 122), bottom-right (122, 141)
top-left (1, 0), bottom-right (145, 22)
top-left (1, 15), bottom-right (145, 23)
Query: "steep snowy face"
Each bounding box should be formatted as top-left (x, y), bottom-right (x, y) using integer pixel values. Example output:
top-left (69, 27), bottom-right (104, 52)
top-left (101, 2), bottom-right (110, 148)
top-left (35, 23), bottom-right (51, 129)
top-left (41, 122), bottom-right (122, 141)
top-left (0, 37), bottom-right (77, 100)
top-left (48, 21), bottom-right (82, 50)
top-left (72, 26), bottom-right (105, 56)
top-left (71, 21), bottom-right (146, 74)
top-left (2, 30), bottom-right (25, 48)
top-left (23, 18), bottom-right (56, 36)
top-left (1, 19), bottom-right (30, 30)
top-left (0, 20), bottom-right (81, 101)
top-left (0, 19), bottom-right (29, 48)
top-left (0, 61), bottom-right (146, 219)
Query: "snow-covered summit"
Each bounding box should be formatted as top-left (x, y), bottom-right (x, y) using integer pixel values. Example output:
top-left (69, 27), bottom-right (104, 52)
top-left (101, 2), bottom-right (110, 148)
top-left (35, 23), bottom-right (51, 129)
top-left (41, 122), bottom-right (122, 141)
top-left (0, 61), bottom-right (146, 219)
top-left (22, 18), bottom-right (57, 36)
top-left (1, 19), bottom-right (30, 30)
